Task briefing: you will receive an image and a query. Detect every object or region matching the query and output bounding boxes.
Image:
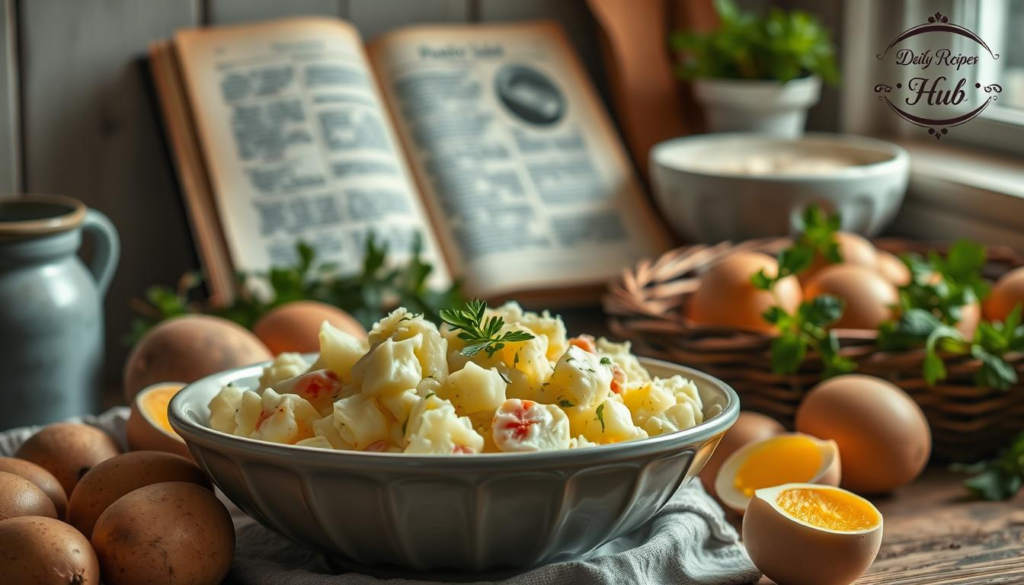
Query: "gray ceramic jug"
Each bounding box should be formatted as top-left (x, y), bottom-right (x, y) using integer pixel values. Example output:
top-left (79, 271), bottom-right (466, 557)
top-left (0, 195), bottom-right (119, 430)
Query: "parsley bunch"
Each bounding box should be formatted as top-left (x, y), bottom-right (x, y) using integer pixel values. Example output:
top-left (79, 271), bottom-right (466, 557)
top-left (752, 205), bottom-right (841, 290)
top-left (953, 430), bottom-right (1024, 500)
top-left (127, 233), bottom-right (463, 344)
top-left (762, 296), bottom-right (856, 377)
top-left (752, 205), bottom-right (851, 377)
top-left (439, 299), bottom-right (535, 358)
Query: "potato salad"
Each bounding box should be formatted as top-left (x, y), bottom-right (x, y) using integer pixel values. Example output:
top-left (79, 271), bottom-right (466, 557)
top-left (207, 302), bottom-right (705, 454)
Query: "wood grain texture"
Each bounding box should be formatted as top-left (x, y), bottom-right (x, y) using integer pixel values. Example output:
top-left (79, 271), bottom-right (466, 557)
top-left (19, 0), bottom-right (202, 386)
top-left (206, 0), bottom-right (344, 25)
top-left (0, 0), bottom-right (19, 194)
top-left (348, 0), bottom-right (470, 40)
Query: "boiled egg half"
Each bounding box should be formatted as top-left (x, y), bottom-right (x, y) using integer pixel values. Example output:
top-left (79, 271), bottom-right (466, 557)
top-left (743, 483), bottom-right (883, 585)
top-left (714, 433), bottom-right (840, 513)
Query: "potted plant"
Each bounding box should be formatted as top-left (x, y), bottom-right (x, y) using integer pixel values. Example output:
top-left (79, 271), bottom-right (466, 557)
top-left (672, 0), bottom-right (839, 137)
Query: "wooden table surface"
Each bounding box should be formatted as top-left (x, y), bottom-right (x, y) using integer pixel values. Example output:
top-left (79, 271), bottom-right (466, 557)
top-left (747, 468), bottom-right (1024, 585)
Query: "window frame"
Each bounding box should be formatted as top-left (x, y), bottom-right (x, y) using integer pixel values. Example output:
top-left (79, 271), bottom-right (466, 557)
top-left (841, 0), bottom-right (1024, 157)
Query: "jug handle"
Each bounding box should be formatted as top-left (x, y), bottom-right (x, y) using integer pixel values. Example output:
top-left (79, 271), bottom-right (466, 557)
top-left (81, 209), bottom-right (120, 297)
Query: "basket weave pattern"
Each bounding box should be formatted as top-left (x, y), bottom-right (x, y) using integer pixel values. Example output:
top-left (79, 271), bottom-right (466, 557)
top-left (604, 238), bottom-right (1024, 462)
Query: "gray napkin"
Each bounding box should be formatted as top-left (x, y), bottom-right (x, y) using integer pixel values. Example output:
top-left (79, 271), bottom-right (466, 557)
top-left (0, 409), bottom-right (760, 585)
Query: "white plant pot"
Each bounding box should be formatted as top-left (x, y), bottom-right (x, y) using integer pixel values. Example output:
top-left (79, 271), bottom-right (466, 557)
top-left (693, 76), bottom-right (822, 138)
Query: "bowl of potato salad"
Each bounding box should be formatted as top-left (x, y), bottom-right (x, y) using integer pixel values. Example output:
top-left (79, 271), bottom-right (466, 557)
top-left (169, 301), bottom-right (740, 574)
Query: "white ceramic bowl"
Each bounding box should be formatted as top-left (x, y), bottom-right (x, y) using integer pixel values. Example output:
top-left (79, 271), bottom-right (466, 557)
top-left (650, 133), bottom-right (909, 242)
top-left (169, 358), bottom-right (739, 575)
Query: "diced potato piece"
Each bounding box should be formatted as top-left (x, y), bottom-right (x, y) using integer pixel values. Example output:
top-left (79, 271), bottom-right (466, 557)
top-left (441, 362), bottom-right (507, 416)
top-left (332, 394), bottom-right (391, 449)
top-left (351, 335), bottom-right (423, 395)
top-left (536, 346), bottom-right (612, 408)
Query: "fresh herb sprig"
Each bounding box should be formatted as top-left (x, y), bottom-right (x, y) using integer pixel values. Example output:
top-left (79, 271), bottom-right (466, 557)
top-left (127, 233), bottom-right (463, 344)
top-left (896, 240), bottom-right (990, 327)
top-left (878, 305), bottom-right (1024, 390)
top-left (752, 205), bottom-right (841, 290)
top-left (953, 430), bottom-right (1024, 500)
top-left (763, 295), bottom-right (857, 378)
top-left (439, 299), bottom-right (535, 358)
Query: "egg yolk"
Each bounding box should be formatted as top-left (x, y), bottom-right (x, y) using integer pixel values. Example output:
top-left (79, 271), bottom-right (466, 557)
top-left (734, 435), bottom-right (823, 497)
top-left (776, 487), bottom-right (879, 531)
top-left (141, 385), bottom-right (183, 438)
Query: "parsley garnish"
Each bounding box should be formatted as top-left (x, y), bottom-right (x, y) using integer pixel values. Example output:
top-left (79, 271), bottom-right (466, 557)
top-left (762, 295), bottom-right (856, 378)
top-left (559, 399), bottom-right (575, 408)
top-left (424, 392), bottom-right (435, 400)
top-left (439, 299), bottom-right (535, 358)
top-left (514, 352), bottom-right (520, 367)
top-left (499, 371), bottom-right (511, 384)
top-left (600, 357), bottom-right (612, 366)
top-left (751, 205), bottom-right (841, 290)
top-left (596, 403), bottom-right (606, 432)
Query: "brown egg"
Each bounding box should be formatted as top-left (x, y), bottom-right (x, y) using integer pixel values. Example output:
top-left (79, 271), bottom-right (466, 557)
top-left (698, 411), bottom-right (785, 500)
top-left (743, 483), bottom-right (882, 585)
top-left (125, 383), bottom-right (192, 460)
top-left (0, 471), bottom-right (57, 520)
top-left (796, 374), bottom-right (930, 494)
top-left (124, 314), bottom-right (272, 402)
top-left (15, 423), bottom-right (121, 496)
top-left (800, 232), bottom-right (878, 284)
top-left (254, 300), bottom-right (367, 355)
top-left (688, 252), bottom-right (802, 333)
top-left (67, 451), bottom-right (211, 538)
top-left (253, 301), bottom-right (366, 356)
top-left (804, 264), bottom-right (898, 329)
top-left (0, 457), bottom-right (67, 519)
top-left (875, 250), bottom-right (911, 286)
top-left (985, 266), bottom-right (1024, 323)
top-left (91, 482), bottom-right (235, 585)
top-left (956, 300), bottom-right (981, 340)
top-left (0, 516), bottom-right (101, 584)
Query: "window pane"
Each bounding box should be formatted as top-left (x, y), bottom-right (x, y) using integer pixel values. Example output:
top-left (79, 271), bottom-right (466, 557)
top-left (996, 1), bottom-right (1024, 110)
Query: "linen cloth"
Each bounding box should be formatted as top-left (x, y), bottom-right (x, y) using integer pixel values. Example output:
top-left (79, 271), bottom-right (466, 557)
top-left (0, 408), bottom-right (760, 585)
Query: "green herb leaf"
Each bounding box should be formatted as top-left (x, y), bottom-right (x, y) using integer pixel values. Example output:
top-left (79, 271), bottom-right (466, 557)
top-left (955, 431), bottom-right (1024, 500)
top-left (440, 299), bottom-right (535, 358)
top-left (596, 403), bottom-right (606, 433)
top-left (559, 399), bottom-right (575, 408)
top-left (600, 357), bottom-right (612, 366)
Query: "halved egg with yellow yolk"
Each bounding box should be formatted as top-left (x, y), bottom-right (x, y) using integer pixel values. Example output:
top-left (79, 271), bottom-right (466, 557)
top-left (714, 433), bottom-right (841, 513)
top-left (743, 483), bottom-right (883, 585)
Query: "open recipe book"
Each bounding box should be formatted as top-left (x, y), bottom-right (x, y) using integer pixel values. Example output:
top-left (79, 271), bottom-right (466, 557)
top-left (150, 18), bottom-right (670, 305)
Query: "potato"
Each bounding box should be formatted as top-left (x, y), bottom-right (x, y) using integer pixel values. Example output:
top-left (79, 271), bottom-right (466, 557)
top-left (0, 471), bottom-right (57, 520)
top-left (15, 423), bottom-right (121, 496)
top-left (0, 516), bottom-right (100, 584)
top-left (67, 451), bottom-right (211, 538)
top-left (91, 482), bottom-right (235, 585)
top-left (0, 457), bottom-right (67, 519)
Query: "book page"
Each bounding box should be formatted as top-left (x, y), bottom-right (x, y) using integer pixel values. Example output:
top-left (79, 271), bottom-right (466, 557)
top-left (174, 18), bottom-right (449, 285)
top-left (369, 22), bottom-right (670, 298)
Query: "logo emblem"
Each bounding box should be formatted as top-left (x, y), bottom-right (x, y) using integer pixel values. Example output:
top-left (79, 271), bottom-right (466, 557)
top-left (874, 12), bottom-right (1001, 139)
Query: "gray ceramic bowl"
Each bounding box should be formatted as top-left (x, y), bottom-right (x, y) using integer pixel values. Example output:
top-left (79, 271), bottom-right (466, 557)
top-left (650, 132), bottom-right (909, 242)
top-left (169, 358), bottom-right (739, 575)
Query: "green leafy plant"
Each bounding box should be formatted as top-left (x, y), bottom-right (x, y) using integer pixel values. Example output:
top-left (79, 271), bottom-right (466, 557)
top-left (953, 430), bottom-right (1024, 500)
top-left (878, 305), bottom-right (1024, 391)
top-left (671, 0), bottom-right (840, 84)
top-left (439, 299), bottom-right (535, 358)
top-left (127, 233), bottom-right (463, 344)
top-left (896, 240), bottom-right (990, 327)
top-left (752, 205), bottom-right (841, 290)
top-left (762, 296), bottom-right (856, 377)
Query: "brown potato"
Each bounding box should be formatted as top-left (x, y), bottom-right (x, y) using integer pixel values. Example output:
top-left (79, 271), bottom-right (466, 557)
top-left (67, 451), bottom-right (211, 538)
top-left (0, 457), bottom-right (67, 519)
top-left (15, 423), bottom-right (121, 496)
top-left (0, 471), bottom-right (57, 520)
top-left (0, 516), bottom-right (100, 584)
top-left (92, 482), bottom-right (235, 585)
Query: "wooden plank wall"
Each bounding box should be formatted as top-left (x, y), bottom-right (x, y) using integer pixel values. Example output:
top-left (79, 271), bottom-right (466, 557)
top-left (3, 0), bottom-right (608, 391)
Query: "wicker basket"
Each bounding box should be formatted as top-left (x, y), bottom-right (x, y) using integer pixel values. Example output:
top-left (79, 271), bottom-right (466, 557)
top-left (604, 238), bottom-right (1024, 462)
